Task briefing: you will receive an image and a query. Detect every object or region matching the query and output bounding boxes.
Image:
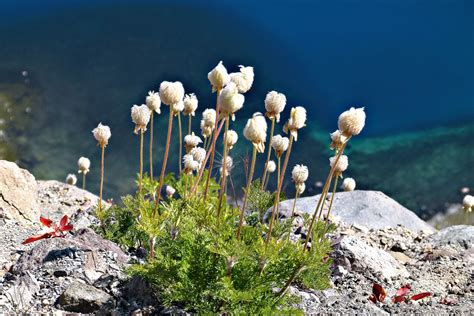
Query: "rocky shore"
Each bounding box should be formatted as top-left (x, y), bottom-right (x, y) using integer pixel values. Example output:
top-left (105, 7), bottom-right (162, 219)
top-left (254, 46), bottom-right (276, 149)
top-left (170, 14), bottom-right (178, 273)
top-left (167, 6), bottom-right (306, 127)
top-left (0, 160), bottom-right (472, 314)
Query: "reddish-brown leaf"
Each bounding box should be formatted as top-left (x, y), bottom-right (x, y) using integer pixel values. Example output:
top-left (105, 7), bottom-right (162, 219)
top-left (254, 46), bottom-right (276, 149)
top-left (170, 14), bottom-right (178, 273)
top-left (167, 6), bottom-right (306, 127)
top-left (368, 295), bottom-right (377, 303)
top-left (372, 283), bottom-right (387, 302)
top-left (392, 295), bottom-right (406, 303)
top-left (411, 292), bottom-right (432, 301)
top-left (39, 216), bottom-right (53, 228)
top-left (61, 224), bottom-right (74, 232)
top-left (22, 232), bottom-right (52, 245)
top-left (59, 215), bottom-right (69, 229)
top-left (395, 285), bottom-right (411, 297)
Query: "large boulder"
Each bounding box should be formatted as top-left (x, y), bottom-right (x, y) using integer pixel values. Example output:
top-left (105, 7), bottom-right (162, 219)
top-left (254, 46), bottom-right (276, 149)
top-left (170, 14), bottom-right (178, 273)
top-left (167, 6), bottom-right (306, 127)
top-left (56, 282), bottom-right (114, 313)
top-left (265, 190), bottom-right (434, 233)
top-left (427, 225), bottom-right (474, 249)
top-left (0, 160), bottom-right (39, 223)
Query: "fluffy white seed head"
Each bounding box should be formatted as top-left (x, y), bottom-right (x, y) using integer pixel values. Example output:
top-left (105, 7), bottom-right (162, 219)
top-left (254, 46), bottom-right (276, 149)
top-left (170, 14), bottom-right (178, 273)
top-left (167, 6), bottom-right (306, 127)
top-left (183, 154), bottom-right (199, 175)
top-left (92, 123), bottom-right (112, 147)
top-left (283, 106), bottom-right (307, 141)
top-left (342, 177), bottom-right (356, 192)
top-left (131, 104), bottom-right (151, 134)
top-left (202, 108), bottom-right (217, 127)
top-left (146, 90), bottom-right (161, 114)
top-left (219, 156), bottom-right (234, 177)
top-left (171, 100), bottom-right (184, 115)
top-left (329, 130), bottom-right (348, 150)
top-left (292, 164), bottom-right (309, 184)
top-left (230, 65), bottom-right (254, 93)
top-left (243, 112), bottom-right (267, 153)
top-left (166, 185), bottom-right (176, 197)
top-left (190, 147), bottom-right (206, 165)
top-left (266, 160), bottom-right (276, 173)
top-left (271, 135), bottom-right (289, 158)
top-left (219, 82), bottom-right (245, 120)
top-left (66, 174), bottom-right (77, 186)
top-left (200, 120), bottom-right (213, 139)
top-left (77, 157), bottom-right (91, 175)
top-left (159, 81), bottom-right (185, 106)
top-left (296, 182), bottom-right (306, 195)
top-left (265, 91), bottom-right (286, 123)
top-left (338, 107), bottom-right (366, 137)
top-left (225, 130), bottom-right (238, 149)
top-left (183, 93), bottom-right (198, 116)
top-left (463, 194), bottom-right (474, 212)
top-left (329, 155), bottom-right (349, 175)
top-left (208, 61), bottom-right (231, 92)
top-left (184, 132), bottom-right (203, 153)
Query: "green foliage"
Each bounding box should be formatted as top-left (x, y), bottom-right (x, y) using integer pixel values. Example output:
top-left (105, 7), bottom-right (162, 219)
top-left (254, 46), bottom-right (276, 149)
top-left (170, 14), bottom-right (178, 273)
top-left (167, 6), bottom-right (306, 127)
top-left (99, 173), bottom-right (332, 314)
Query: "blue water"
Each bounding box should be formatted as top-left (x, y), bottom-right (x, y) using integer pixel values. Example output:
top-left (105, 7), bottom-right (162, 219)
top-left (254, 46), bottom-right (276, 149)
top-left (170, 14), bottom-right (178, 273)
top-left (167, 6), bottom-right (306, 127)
top-left (0, 0), bottom-right (473, 215)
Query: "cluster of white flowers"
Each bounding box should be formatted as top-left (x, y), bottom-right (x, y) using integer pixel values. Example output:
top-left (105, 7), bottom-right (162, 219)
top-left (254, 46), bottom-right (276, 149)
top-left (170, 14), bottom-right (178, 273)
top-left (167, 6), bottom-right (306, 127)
top-left (342, 177), bottom-right (356, 192)
top-left (219, 156), bottom-right (234, 177)
top-left (131, 104), bottom-right (151, 134)
top-left (283, 106), bottom-right (306, 141)
top-left (230, 65), bottom-right (254, 94)
top-left (92, 123), bottom-right (112, 147)
top-left (271, 135), bottom-right (289, 158)
top-left (266, 160), bottom-right (276, 173)
top-left (184, 132), bottom-right (203, 153)
top-left (183, 93), bottom-right (198, 116)
top-left (77, 157), bottom-right (90, 175)
top-left (183, 154), bottom-right (200, 175)
top-left (159, 81), bottom-right (185, 107)
top-left (190, 147), bottom-right (206, 167)
top-left (329, 130), bottom-right (348, 150)
top-left (224, 130), bottom-right (238, 149)
top-left (292, 164), bottom-right (308, 195)
top-left (243, 112), bottom-right (267, 153)
top-left (265, 91), bottom-right (286, 123)
top-left (463, 195), bottom-right (473, 213)
top-left (219, 82), bottom-right (245, 121)
top-left (337, 107), bottom-right (366, 137)
top-left (329, 155), bottom-right (349, 175)
top-left (208, 61), bottom-right (231, 92)
top-left (200, 108), bottom-right (216, 139)
top-left (146, 90), bottom-right (161, 114)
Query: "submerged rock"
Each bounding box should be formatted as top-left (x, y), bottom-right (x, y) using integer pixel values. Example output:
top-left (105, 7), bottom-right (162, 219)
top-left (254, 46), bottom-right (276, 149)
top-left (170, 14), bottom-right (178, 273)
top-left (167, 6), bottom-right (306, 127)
top-left (265, 190), bottom-right (435, 233)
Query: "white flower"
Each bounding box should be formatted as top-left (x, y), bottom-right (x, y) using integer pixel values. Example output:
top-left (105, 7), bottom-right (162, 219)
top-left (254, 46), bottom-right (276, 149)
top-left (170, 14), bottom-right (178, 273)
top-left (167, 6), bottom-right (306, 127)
top-left (220, 156), bottom-right (233, 177)
top-left (224, 130), bottom-right (238, 149)
top-left (171, 100), bottom-right (184, 115)
top-left (183, 154), bottom-right (199, 174)
top-left (219, 82), bottom-right (244, 121)
top-left (329, 130), bottom-right (348, 150)
top-left (200, 120), bottom-right (213, 139)
top-left (243, 112), bottom-right (267, 153)
top-left (190, 147), bottom-right (206, 165)
top-left (202, 108), bottom-right (217, 127)
top-left (208, 61), bottom-right (231, 92)
top-left (184, 132), bottom-right (203, 153)
top-left (463, 194), bottom-right (474, 212)
top-left (146, 90), bottom-right (161, 114)
top-left (183, 93), bottom-right (198, 116)
top-left (329, 155), bottom-right (349, 174)
top-left (265, 91), bottom-right (286, 123)
top-left (338, 107), bottom-right (366, 137)
top-left (271, 135), bottom-right (289, 158)
top-left (230, 65), bottom-right (254, 93)
top-left (77, 157), bottom-right (91, 175)
top-left (342, 177), bottom-right (356, 192)
top-left (159, 81), bottom-right (185, 106)
top-left (292, 164), bottom-right (309, 184)
top-left (266, 160), bottom-right (276, 173)
top-left (283, 106), bottom-right (306, 141)
top-left (66, 174), bottom-right (77, 186)
top-left (166, 185), bottom-right (176, 197)
top-left (296, 182), bottom-right (306, 195)
top-left (92, 123), bottom-right (112, 147)
top-left (131, 104), bottom-right (151, 134)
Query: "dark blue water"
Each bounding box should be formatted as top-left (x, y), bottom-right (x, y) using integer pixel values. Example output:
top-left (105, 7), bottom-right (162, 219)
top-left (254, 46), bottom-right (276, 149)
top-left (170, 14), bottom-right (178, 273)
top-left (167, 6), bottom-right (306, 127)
top-left (0, 0), bottom-right (473, 216)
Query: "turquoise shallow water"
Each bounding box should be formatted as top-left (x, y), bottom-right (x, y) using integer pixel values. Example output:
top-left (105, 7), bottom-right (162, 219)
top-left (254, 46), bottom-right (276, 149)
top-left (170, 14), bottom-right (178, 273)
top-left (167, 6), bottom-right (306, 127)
top-left (0, 0), bottom-right (473, 218)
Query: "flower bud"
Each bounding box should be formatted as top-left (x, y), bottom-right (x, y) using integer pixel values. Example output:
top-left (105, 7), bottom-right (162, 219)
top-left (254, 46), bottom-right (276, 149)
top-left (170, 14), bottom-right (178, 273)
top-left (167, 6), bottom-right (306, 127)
top-left (131, 104), bottom-right (151, 134)
top-left (171, 100), bottom-right (184, 115)
top-left (219, 156), bottom-right (233, 177)
top-left (329, 130), bottom-right (348, 150)
top-left (265, 91), bottom-right (286, 123)
top-left (183, 93), bottom-right (198, 116)
top-left (146, 90), bottom-right (161, 114)
top-left (208, 61), bottom-right (230, 92)
top-left (202, 108), bottom-right (217, 127)
top-left (230, 65), bottom-right (254, 93)
top-left (283, 106), bottom-right (306, 141)
top-left (200, 120), bottom-right (213, 139)
top-left (292, 164), bottom-right (309, 184)
top-left (463, 194), bottom-right (474, 213)
top-left (77, 157), bottom-right (91, 175)
top-left (66, 174), bottom-right (77, 186)
top-left (338, 107), bottom-right (366, 137)
top-left (271, 135), bottom-right (289, 158)
top-left (219, 82), bottom-right (244, 121)
top-left (190, 147), bottom-right (206, 165)
top-left (159, 81), bottom-right (185, 106)
top-left (296, 182), bottom-right (306, 195)
top-left (92, 123), bottom-right (112, 147)
top-left (183, 154), bottom-right (199, 174)
top-left (243, 112), bottom-right (267, 153)
top-left (266, 160), bottom-right (276, 173)
top-left (166, 185), bottom-right (176, 197)
top-left (329, 155), bottom-right (349, 175)
top-left (184, 132), bottom-right (203, 153)
top-left (224, 130), bottom-right (238, 149)
top-left (342, 177), bottom-right (356, 192)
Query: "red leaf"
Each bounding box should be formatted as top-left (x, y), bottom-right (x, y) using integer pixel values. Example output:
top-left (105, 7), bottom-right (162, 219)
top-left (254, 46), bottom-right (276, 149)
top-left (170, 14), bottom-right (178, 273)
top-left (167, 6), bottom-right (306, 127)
top-left (60, 224), bottom-right (74, 232)
top-left (395, 285), bottom-right (411, 297)
top-left (39, 216), bottom-right (53, 228)
top-left (372, 284), bottom-right (387, 302)
top-left (411, 292), bottom-right (432, 301)
top-left (22, 232), bottom-right (52, 245)
top-left (392, 295), bottom-right (406, 303)
top-left (59, 215), bottom-right (69, 229)
top-left (368, 295), bottom-right (377, 303)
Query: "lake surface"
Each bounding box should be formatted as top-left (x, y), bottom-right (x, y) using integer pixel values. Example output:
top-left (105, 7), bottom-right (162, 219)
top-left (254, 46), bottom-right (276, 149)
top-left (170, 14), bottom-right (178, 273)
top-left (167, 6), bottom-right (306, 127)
top-left (0, 0), bottom-right (473, 218)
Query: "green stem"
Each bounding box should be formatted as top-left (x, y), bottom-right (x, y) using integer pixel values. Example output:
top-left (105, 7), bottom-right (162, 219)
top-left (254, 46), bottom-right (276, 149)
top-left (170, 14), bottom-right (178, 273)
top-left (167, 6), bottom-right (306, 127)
top-left (323, 175), bottom-right (339, 234)
top-left (178, 112), bottom-right (183, 175)
top-left (154, 110), bottom-right (173, 213)
top-left (237, 145), bottom-right (257, 239)
top-left (217, 115), bottom-right (230, 221)
top-left (261, 117), bottom-right (275, 189)
top-left (188, 114), bottom-right (192, 136)
top-left (150, 112), bottom-right (154, 180)
top-left (203, 88), bottom-right (221, 200)
top-left (82, 173), bottom-right (86, 190)
top-left (139, 130), bottom-right (144, 194)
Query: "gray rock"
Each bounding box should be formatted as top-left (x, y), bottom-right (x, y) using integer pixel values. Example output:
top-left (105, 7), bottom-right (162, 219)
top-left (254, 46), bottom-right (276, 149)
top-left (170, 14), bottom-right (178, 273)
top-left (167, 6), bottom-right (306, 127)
top-left (427, 225), bottom-right (474, 249)
top-left (0, 160), bottom-right (39, 223)
top-left (56, 282), bottom-right (114, 313)
top-left (265, 190), bottom-right (434, 233)
top-left (338, 235), bottom-right (409, 279)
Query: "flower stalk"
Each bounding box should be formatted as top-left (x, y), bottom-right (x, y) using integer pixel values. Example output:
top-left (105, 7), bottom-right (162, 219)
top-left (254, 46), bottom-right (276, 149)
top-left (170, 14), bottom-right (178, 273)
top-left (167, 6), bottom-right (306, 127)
top-left (203, 88), bottom-right (221, 200)
top-left (149, 112), bottom-right (154, 180)
top-left (154, 110), bottom-right (174, 212)
top-left (236, 145), bottom-right (257, 239)
top-left (261, 117), bottom-right (275, 189)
